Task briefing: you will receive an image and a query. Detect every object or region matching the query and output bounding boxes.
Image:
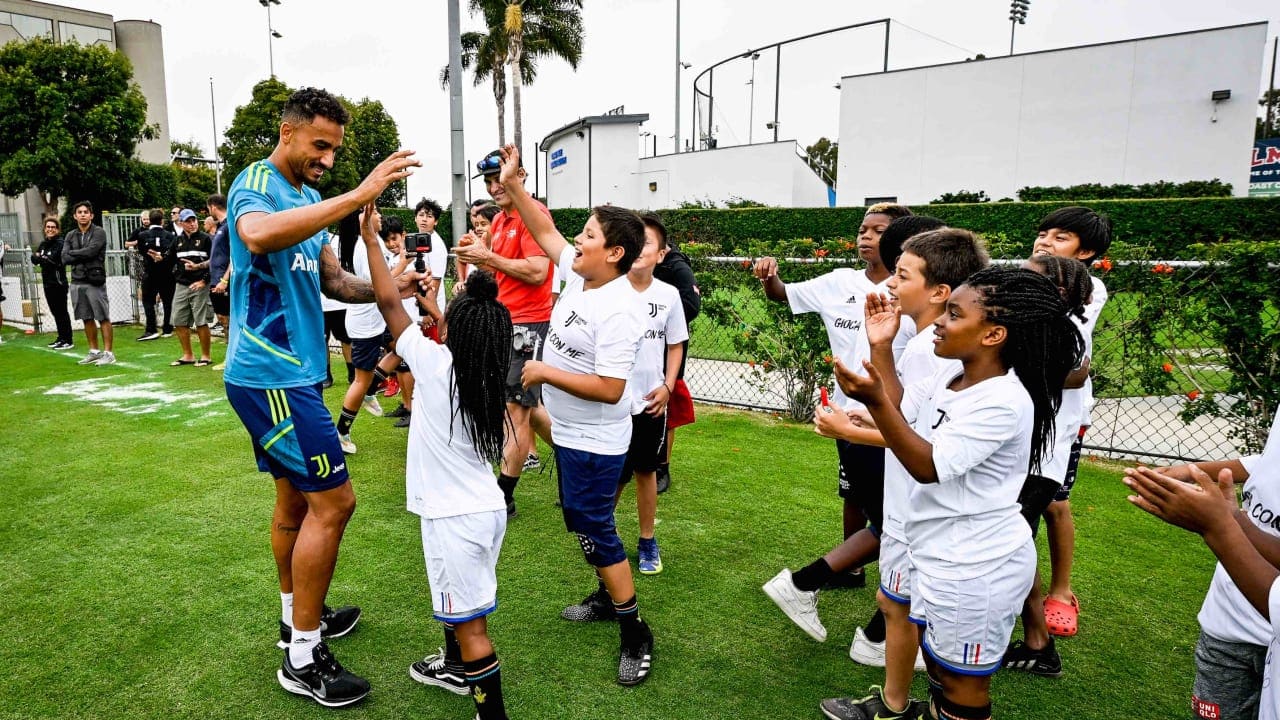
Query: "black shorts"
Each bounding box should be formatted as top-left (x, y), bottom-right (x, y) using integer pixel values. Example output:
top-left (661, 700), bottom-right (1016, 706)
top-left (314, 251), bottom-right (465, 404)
top-left (1052, 425), bottom-right (1088, 502)
top-left (505, 322), bottom-right (549, 408)
top-left (836, 439), bottom-right (885, 530)
top-left (324, 309), bottom-right (350, 344)
top-left (350, 331), bottom-right (390, 371)
top-left (210, 289), bottom-right (230, 317)
top-left (619, 412), bottom-right (668, 482)
top-left (1018, 474), bottom-right (1062, 537)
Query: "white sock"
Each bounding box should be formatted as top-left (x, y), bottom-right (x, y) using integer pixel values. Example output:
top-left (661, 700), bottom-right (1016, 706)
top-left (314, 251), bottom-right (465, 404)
top-left (281, 592), bottom-right (294, 627)
top-left (289, 626), bottom-right (321, 668)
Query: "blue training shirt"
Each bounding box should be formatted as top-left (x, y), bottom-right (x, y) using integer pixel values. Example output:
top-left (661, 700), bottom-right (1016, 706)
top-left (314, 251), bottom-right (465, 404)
top-left (224, 159), bottom-right (329, 389)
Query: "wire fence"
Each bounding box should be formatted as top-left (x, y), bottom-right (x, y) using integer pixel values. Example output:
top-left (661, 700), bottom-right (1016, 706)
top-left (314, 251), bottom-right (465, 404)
top-left (682, 254), bottom-right (1279, 464)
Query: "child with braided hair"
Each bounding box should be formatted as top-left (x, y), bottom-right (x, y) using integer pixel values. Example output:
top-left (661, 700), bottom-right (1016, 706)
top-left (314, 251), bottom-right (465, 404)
top-left (362, 205), bottom-right (514, 720)
top-left (826, 266), bottom-right (1083, 720)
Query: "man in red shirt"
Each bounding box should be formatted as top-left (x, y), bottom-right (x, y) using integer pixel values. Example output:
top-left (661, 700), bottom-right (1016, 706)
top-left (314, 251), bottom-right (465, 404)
top-left (455, 149), bottom-right (555, 515)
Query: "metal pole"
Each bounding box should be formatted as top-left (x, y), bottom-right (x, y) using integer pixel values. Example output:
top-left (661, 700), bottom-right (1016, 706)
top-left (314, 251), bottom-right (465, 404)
top-left (748, 55), bottom-right (757, 144)
top-left (673, 0), bottom-right (681, 154)
top-left (707, 69), bottom-right (714, 148)
top-left (1010, 19), bottom-right (1016, 56)
top-left (1268, 36), bottom-right (1278, 137)
top-left (772, 46), bottom-right (780, 142)
top-left (447, 0), bottom-right (468, 244)
top-left (883, 19), bottom-right (889, 72)
top-left (210, 77), bottom-right (222, 194)
top-left (267, 3), bottom-right (275, 78)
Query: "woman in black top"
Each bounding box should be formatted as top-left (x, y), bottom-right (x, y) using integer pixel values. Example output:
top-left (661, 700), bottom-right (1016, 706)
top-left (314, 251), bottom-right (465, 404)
top-left (30, 217), bottom-right (73, 348)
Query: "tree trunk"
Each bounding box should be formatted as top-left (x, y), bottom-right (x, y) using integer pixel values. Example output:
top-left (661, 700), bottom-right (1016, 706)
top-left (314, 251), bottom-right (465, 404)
top-left (41, 191), bottom-right (58, 220)
top-left (493, 65), bottom-right (508, 146)
top-left (510, 41), bottom-right (523, 154)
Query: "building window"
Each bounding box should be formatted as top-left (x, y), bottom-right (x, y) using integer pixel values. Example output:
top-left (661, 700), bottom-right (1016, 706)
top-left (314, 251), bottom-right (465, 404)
top-left (0, 12), bottom-right (54, 40)
top-left (58, 21), bottom-right (112, 46)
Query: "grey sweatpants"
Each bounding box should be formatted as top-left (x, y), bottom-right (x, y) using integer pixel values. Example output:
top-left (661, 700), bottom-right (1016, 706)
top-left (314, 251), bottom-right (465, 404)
top-left (1192, 630), bottom-right (1268, 719)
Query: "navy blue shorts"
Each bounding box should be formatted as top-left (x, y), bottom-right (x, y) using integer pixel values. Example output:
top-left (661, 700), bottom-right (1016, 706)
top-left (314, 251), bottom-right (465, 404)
top-left (350, 331), bottom-right (390, 371)
top-left (226, 381), bottom-right (349, 492)
top-left (555, 445), bottom-right (628, 567)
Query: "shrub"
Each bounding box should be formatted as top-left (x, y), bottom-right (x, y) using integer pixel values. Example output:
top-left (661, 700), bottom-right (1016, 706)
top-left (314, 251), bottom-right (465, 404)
top-left (1017, 179), bottom-right (1233, 201)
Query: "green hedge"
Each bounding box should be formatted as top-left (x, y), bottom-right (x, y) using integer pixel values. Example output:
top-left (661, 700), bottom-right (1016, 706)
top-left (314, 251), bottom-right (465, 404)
top-left (386, 197), bottom-right (1280, 258)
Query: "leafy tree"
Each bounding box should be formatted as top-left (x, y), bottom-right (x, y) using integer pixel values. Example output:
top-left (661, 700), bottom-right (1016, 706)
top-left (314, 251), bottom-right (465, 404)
top-left (0, 37), bottom-right (155, 218)
top-left (444, 1), bottom-right (584, 151)
top-left (170, 139), bottom-right (218, 211)
top-left (803, 137), bottom-right (837, 187)
top-left (219, 79), bottom-right (402, 202)
top-left (933, 189), bottom-right (990, 203)
top-left (1258, 89), bottom-right (1280, 140)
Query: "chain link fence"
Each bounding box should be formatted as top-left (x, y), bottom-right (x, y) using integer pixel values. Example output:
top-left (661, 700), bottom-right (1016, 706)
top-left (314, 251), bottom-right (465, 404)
top-left (682, 254), bottom-right (1279, 464)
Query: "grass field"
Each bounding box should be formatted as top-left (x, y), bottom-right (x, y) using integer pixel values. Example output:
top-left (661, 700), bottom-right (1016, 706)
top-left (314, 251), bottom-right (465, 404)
top-left (0, 326), bottom-right (1214, 719)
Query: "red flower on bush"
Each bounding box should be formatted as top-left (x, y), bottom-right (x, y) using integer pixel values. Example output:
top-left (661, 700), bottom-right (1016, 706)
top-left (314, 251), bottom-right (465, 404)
top-left (740, 260), bottom-right (752, 269)
top-left (1161, 362), bottom-right (1173, 373)
top-left (823, 355), bottom-right (833, 364)
top-left (842, 241), bottom-right (856, 251)
top-left (815, 249), bottom-right (829, 258)
top-left (1152, 263), bottom-right (1167, 274)
top-left (748, 360), bottom-right (756, 368)
top-left (1187, 389), bottom-right (1202, 401)
top-left (1097, 257), bottom-right (1113, 272)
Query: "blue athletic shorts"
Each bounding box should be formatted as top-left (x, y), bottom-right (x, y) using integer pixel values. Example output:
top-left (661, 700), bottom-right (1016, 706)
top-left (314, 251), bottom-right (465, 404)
top-left (226, 381), bottom-right (349, 492)
top-left (555, 445), bottom-right (628, 567)
top-left (350, 331), bottom-right (389, 372)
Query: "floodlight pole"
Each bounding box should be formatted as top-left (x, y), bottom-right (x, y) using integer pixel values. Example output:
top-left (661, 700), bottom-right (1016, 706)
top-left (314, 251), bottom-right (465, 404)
top-left (210, 77), bottom-right (222, 194)
top-left (747, 52), bottom-right (760, 144)
top-left (447, 0), bottom-right (468, 243)
top-left (674, 0), bottom-right (681, 154)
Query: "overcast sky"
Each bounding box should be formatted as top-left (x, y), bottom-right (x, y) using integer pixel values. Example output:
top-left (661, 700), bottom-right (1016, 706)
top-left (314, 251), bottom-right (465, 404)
top-left (49, 0), bottom-right (1280, 204)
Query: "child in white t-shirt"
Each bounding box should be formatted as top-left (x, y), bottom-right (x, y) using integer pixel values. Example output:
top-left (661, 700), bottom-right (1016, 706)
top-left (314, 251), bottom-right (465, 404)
top-left (496, 145), bottom-right (655, 687)
top-left (361, 210), bottom-right (513, 720)
top-left (615, 220), bottom-right (689, 576)
top-left (1124, 436), bottom-right (1280, 720)
top-left (836, 266), bottom-right (1084, 720)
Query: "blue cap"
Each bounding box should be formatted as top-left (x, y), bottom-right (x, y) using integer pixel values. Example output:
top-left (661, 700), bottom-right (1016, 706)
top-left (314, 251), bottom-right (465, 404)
top-left (178, 209), bottom-right (197, 221)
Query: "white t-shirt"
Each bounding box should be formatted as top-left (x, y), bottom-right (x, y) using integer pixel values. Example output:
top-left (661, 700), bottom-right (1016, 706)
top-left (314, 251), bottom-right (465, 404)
top-left (1259, 577), bottom-right (1280, 720)
top-left (787, 268), bottom-right (884, 411)
top-left (543, 249), bottom-right (644, 455)
top-left (881, 321), bottom-right (962, 542)
top-left (345, 238), bottom-right (397, 339)
top-left (1038, 276), bottom-right (1107, 480)
top-left (320, 234), bottom-right (349, 313)
top-left (1198, 411), bottom-right (1280, 647)
top-left (396, 325), bottom-right (507, 520)
top-left (1077, 275), bottom-right (1108, 423)
top-left (626, 278), bottom-right (689, 415)
top-left (902, 368), bottom-right (1035, 577)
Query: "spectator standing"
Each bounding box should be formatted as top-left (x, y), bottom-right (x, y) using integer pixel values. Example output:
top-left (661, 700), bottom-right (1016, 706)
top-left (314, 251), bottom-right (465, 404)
top-left (125, 210), bottom-right (150, 288)
top-left (137, 209), bottom-right (177, 341)
top-left (207, 194), bottom-right (231, 338)
top-left (164, 205), bottom-right (180, 232)
top-left (167, 209), bottom-right (213, 366)
top-left (32, 217), bottom-right (73, 348)
top-left (61, 201), bottom-right (114, 365)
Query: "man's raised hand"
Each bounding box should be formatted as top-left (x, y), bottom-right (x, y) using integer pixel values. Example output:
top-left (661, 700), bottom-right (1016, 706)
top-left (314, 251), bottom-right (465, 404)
top-left (498, 145), bottom-right (522, 187)
top-left (356, 150), bottom-right (420, 205)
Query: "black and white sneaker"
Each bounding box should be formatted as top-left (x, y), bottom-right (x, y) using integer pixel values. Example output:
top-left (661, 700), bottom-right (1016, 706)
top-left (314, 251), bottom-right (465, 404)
top-left (820, 686), bottom-right (923, 720)
top-left (137, 332), bottom-right (161, 342)
top-left (277, 641), bottom-right (370, 708)
top-left (618, 620), bottom-right (653, 686)
top-left (561, 587), bottom-right (616, 622)
top-left (1002, 639), bottom-right (1063, 678)
top-left (276, 604), bottom-right (362, 649)
top-left (409, 648), bottom-right (470, 695)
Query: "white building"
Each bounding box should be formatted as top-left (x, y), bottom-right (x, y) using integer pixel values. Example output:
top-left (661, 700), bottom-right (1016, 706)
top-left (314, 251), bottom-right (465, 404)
top-left (539, 113), bottom-right (830, 210)
top-left (836, 22), bottom-right (1267, 206)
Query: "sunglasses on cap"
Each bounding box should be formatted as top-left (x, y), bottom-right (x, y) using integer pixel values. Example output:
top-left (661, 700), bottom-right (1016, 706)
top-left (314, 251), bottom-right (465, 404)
top-left (472, 153), bottom-right (503, 179)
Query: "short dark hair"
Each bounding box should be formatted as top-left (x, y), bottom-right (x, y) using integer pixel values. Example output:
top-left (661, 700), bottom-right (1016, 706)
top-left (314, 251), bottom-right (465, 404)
top-left (1037, 206), bottom-right (1112, 266)
top-left (879, 215), bottom-right (946, 271)
top-left (44, 216), bottom-right (60, 230)
top-left (593, 205), bottom-right (645, 274)
top-left (865, 202), bottom-right (913, 220)
top-left (901, 228), bottom-right (990, 289)
top-left (282, 87), bottom-right (350, 126)
top-left (470, 198), bottom-right (491, 210)
top-left (148, 209), bottom-right (164, 225)
top-left (414, 197), bottom-right (444, 220)
top-left (639, 212), bottom-right (669, 250)
top-left (72, 200), bottom-right (93, 214)
top-left (381, 215), bottom-right (405, 237)
top-left (206, 194), bottom-right (226, 211)
top-left (474, 204), bottom-right (501, 223)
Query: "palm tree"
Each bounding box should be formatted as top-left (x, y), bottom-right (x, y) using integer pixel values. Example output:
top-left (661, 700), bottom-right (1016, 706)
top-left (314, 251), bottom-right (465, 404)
top-left (442, 0), bottom-right (584, 151)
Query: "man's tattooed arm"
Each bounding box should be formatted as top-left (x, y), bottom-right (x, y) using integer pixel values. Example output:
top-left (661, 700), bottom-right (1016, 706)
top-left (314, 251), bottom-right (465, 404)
top-left (319, 244), bottom-right (375, 304)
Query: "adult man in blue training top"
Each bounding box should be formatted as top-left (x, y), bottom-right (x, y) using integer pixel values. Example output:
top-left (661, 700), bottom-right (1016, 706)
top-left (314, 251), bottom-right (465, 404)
top-left (224, 86), bottom-right (420, 708)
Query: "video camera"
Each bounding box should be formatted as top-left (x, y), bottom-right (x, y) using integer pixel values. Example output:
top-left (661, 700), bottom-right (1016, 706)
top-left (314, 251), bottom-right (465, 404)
top-left (405, 233), bottom-right (432, 294)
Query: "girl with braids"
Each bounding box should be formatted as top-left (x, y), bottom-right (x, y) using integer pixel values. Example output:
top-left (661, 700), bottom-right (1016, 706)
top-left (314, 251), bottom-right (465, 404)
top-left (362, 207), bottom-right (514, 720)
top-left (831, 266), bottom-right (1083, 720)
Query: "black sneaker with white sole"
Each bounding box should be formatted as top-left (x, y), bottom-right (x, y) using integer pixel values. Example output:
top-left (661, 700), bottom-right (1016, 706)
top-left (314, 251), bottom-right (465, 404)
top-left (1001, 638), bottom-right (1063, 677)
top-left (561, 586), bottom-right (616, 622)
top-left (277, 641), bottom-right (370, 708)
top-left (618, 620), bottom-right (653, 686)
top-left (409, 648), bottom-right (470, 695)
top-left (276, 604), bottom-right (362, 649)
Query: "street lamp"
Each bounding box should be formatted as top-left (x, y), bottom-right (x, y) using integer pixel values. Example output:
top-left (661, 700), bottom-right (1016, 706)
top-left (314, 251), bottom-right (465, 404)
top-left (259, 0), bottom-right (282, 78)
top-left (1009, 0), bottom-right (1029, 56)
top-left (746, 51), bottom-right (760, 144)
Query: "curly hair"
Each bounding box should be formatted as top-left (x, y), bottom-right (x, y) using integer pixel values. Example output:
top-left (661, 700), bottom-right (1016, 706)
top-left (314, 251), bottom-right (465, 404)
top-left (415, 197), bottom-right (444, 220)
top-left (962, 266), bottom-right (1085, 470)
top-left (1025, 255), bottom-right (1093, 321)
top-left (282, 87), bottom-right (350, 126)
top-left (443, 270), bottom-right (513, 463)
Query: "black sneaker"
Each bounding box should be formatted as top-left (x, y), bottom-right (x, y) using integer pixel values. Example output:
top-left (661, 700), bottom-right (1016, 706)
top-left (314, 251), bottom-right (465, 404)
top-left (820, 686), bottom-right (922, 720)
top-left (393, 413), bottom-right (412, 428)
top-left (322, 376), bottom-right (334, 389)
top-left (277, 641), bottom-right (370, 708)
top-left (561, 587), bottom-right (616, 622)
top-left (506, 500), bottom-right (518, 518)
top-left (408, 648), bottom-right (470, 695)
top-left (137, 332), bottom-right (161, 341)
top-left (1002, 639), bottom-right (1063, 677)
top-left (618, 619), bottom-right (654, 686)
top-left (656, 466), bottom-right (671, 494)
top-left (276, 604), bottom-right (362, 649)
top-left (387, 403), bottom-right (410, 418)
top-left (824, 568), bottom-right (867, 590)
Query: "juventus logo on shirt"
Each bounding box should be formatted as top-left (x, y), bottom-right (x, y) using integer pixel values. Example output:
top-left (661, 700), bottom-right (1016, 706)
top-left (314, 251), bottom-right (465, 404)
top-left (564, 310), bottom-right (587, 327)
top-left (648, 303), bottom-right (661, 318)
top-left (931, 409), bottom-right (950, 429)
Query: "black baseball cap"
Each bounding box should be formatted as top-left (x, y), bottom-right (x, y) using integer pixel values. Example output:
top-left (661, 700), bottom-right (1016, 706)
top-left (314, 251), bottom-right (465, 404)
top-left (472, 149), bottom-right (521, 179)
